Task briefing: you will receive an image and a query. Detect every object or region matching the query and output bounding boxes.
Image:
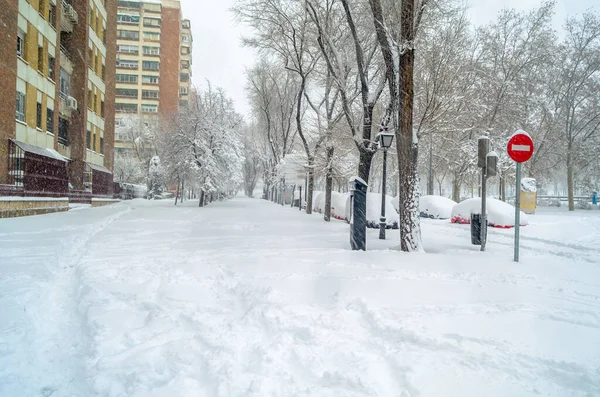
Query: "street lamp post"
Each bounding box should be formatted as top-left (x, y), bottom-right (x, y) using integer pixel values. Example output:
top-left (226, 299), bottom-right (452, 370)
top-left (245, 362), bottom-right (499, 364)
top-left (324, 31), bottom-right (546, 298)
top-left (377, 131), bottom-right (395, 240)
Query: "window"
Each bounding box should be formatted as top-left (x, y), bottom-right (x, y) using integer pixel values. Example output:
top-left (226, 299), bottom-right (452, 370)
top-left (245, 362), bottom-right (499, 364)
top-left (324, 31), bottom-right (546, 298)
top-left (179, 100), bottom-right (189, 108)
top-left (180, 73), bottom-right (189, 82)
top-left (141, 104), bottom-right (158, 113)
top-left (142, 75), bottom-right (159, 84)
top-left (116, 74), bottom-right (138, 83)
top-left (36, 103), bottom-right (43, 129)
top-left (116, 59), bottom-right (138, 69)
top-left (182, 34), bottom-right (190, 42)
top-left (116, 88), bottom-right (138, 98)
top-left (16, 91), bottom-right (26, 122)
top-left (46, 108), bottom-right (54, 134)
top-left (117, 14), bottom-right (140, 24)
top-left (48, 56), bottom-right (55, 80)
top-left (17, 30), bottom-right (25, 58)
top-left (59, 68), bottom-right (70, 99)
top-left (181, 60), bottom-right (190, 69)
top-left (38, 46), bottom-right (44, 73)
top-left (116, 103), bottom-right (138, 113)
top-left (143, 46), bottom-right (159, 56)
top-left (117, 30), bottom-right (139, 40)
top-left (143, 17), bottom-right (161, 28)
top-left (143, 31), bottom-right (160, 41)
top-left (179, 86), bottom-right (188, 95)
top-left (89, 47), bottom-right (94, 68)
top-left (88, 89), bottom-right (93, 109)
top-left (49, 5), bottom-right (56, 27)
top-left (100, 137), bottom-right (104, 155)
top-left (84, 165), bottom-right (92, 191)
top-left (143, 2), bottom-right (160, 12)
top-left (181, 46), bottom-right (190, 55)
top-left (142, 90), bottom-right (159, 99)
top-left (93, 131), bottom-right (97, 152)
top-left (58, 117), bottom-right (68, 146)
top-left (182, 20), bottom-right (190, 29)
top-left (142, 60), bottom-right (159, 71)
top-left (117, 1), bottom-right (141, 9)
top-left (117, 44), bottom-right (139, 54)
top-left (86, 129), bottom-right (91, 149)
top-left (101, 100), bottom-right (105, 118)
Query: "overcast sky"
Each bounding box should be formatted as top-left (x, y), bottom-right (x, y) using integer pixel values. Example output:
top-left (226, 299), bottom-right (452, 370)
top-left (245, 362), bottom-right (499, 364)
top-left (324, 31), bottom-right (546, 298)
top-left (179, 0), bottom-right (597, 117)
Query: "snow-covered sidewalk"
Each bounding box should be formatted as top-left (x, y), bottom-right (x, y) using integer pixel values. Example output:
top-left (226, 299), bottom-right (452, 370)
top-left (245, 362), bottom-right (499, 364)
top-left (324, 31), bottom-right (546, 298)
top-left (1, 197), bottom-right (599, 396)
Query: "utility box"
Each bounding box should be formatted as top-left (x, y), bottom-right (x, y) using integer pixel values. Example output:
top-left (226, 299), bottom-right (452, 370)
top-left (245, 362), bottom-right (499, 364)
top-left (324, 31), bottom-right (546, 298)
top-left (478, 137), bottom-right (490, 168)
top-left (349, 177), bottom-right (368, 251)
top-left (486, 151), bottom-right (498, 177)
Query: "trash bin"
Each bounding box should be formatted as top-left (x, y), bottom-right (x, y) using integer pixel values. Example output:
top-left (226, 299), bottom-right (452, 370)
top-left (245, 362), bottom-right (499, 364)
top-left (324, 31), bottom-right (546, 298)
top-left (471, 213), bottom-right (482, 245)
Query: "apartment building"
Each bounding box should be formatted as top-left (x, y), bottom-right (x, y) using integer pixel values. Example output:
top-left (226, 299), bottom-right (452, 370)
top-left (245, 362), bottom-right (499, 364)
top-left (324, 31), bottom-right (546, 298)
top-left (114, 0), bottom-right (187, 153)
top-left (179, 18), bottom-right (192, 108)
top-left (0, 0), bottom-right (117, 197)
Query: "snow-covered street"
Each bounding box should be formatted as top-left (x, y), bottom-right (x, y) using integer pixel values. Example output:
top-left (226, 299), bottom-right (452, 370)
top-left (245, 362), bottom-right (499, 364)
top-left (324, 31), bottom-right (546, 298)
top-left (1, 197), bottom-right (600, 396)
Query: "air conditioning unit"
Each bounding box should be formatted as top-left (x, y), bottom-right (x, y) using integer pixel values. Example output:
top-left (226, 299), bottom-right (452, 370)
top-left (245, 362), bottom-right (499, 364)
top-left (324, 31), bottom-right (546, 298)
top-left (65, 4), bottom-right (79, 24)
top-left (67, 96), bottom-right (77, 110)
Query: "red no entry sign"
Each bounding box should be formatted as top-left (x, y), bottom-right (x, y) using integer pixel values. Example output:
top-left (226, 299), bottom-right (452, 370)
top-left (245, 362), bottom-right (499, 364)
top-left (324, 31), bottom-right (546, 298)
top-left (507, 131), bottom-right (534, 163)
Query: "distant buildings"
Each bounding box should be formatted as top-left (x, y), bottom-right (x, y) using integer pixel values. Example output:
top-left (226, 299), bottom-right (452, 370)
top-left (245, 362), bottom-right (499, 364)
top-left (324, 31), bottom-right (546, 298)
top-left (0, 0), bottom-right (117, 197)
top-left (0, 0), bottom-right (193, 204)
top-left (114, 0), bottom-right (193, 154)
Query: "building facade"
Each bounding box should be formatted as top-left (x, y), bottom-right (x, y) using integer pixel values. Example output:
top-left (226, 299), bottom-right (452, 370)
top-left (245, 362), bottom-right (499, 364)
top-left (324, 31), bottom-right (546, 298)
top-left (0, 0), bottom-right (117, 197)
top-left (114, 0), bottom-right (188, 155)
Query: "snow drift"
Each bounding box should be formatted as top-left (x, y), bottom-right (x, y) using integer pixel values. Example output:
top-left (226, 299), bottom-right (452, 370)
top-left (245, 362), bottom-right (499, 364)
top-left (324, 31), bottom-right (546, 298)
top-left (451, 197), bottom-right (529, 228)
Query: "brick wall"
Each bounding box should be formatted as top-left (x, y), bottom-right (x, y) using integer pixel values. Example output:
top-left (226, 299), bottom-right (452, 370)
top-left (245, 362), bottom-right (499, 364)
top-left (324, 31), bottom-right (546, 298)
top-left (0, 0), bottom-right (19, 184)
top-left (104, 0), bottom-right (117, 174)
top-left (159, 5), bottom-right (182, 118)
top-left (62, 0), bottom-right (90, 190)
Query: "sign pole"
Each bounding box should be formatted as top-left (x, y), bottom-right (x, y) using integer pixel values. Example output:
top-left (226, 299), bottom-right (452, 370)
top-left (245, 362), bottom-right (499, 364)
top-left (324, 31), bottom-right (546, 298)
top-left (481, 167), bottom-right (487, 252)
top-left (514, 162), bottom-right (522, 262)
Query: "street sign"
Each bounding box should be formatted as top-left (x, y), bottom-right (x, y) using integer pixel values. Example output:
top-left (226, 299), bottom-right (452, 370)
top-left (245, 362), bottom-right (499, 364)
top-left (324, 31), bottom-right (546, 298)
top-left (507, 130), bottom-right (534, 163)
top-left (508, 130), bottom-right (534, 263)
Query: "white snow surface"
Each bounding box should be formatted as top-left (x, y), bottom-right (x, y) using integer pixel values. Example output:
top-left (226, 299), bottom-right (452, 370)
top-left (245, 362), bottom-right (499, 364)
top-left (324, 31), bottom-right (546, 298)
top-left (521, 178), bottom-right (537, 193)
top-left (1, 198), bottom-right (600, 396)
top-left (452, 197), bottom-right (530, 227)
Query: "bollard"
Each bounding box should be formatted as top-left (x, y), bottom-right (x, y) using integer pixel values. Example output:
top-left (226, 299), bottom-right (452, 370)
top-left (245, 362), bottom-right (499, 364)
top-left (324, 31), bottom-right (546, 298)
top-left (349, 177), bottom-right (368, 251)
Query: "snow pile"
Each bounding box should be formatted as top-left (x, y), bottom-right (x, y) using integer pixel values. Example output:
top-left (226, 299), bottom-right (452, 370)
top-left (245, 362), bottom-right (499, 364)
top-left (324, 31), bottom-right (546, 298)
top-left (521, 178), bottom-right (537, 192)
top-left (345, 193), bottom-right (399, 228)
top-left (313, 191), bottom-right (349, 220)
top-left (451, 197), bottom-right (529, 227)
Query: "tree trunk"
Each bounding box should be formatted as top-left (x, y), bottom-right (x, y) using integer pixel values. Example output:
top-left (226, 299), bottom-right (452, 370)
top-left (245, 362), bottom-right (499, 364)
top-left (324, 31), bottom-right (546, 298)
top-left (452, 178), bottom-right (460, 203)
top-left (199, 190), bottom-right (204, 207)
top-left (397, 0), bottom-right (422, 252)
top-left (499, 174), bottom-right (506, 202)
top-left (358, 147), bottom-right (374, 184)
top-left (324, 146), bottom-right (334, 222)
top-left (181, 179), bottom-right (185, 203)
top-left (306, 156), bottom-right (315, 215)
top-left (567, 149), bottom-right (575, 211)
top-left (175, 177), bottom-right (180, 205)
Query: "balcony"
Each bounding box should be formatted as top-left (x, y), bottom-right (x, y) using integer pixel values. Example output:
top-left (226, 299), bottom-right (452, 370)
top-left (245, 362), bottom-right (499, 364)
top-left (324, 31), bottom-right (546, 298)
top-left (60, 0), bottom-right (79, 33)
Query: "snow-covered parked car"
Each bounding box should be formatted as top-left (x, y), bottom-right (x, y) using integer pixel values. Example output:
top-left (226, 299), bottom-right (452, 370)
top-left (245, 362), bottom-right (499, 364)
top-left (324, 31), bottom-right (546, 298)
top-left (451, 197), bottom-right (529, 228)
top-left (391, 195), bottom-right (457, 219)
top-left (314, 192), bottom-right (349, 220)
top-left (419, 195), bottom-right (457, 219)
top-left (345, 193), bottom-right (399, 229)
